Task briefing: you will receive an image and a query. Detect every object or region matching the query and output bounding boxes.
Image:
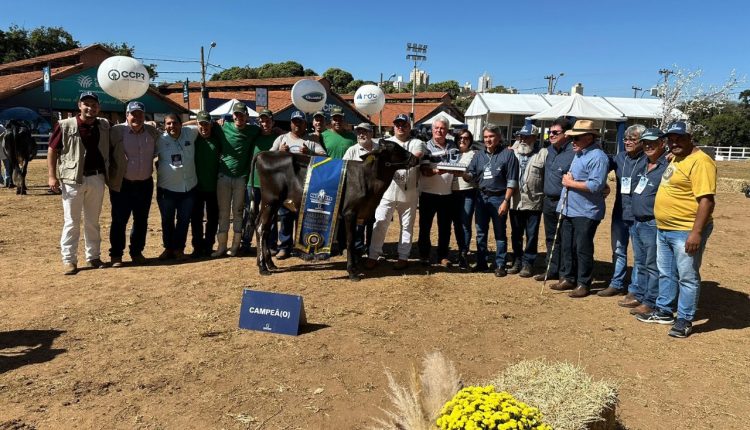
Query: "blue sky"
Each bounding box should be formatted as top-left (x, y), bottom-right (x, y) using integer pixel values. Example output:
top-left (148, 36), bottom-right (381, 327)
top-left (5, 0), bottom-right (748, 98)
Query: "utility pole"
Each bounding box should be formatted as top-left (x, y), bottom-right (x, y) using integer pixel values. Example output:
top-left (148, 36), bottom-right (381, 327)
top-left (200, 42), bottom-right (217, 112)
top-left (658, 68), bottom-right (674, 85)
top-left (544, 73), bottom-right (564, 94)
top-left (406, 43), bottom-right (427, 127)
top-left (631, 85), bottom-right (642, 98)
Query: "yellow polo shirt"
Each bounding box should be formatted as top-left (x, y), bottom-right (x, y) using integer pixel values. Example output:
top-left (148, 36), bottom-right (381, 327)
top-left (654, 149), bottom-right (716, 230)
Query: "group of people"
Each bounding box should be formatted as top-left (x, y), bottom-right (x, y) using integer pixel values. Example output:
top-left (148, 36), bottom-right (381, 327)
top-left (49, 91), bottom-right (716, 338)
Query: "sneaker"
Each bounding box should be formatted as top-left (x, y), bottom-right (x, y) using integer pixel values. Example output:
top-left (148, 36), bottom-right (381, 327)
top-left (130, 253), bottom-right (148, 265)
top-left (110, 257), bottom-right (123, 268)
top-left (494, 267), bottom-right (507, 277)
top-left (85, 258), bottom-right (105, 269)
top-left (636, 310), bottom-right (675, 325)
top-left (668, 318), bottom-right (693, 338)
top-left (519, 264), bottom-right (533, 278)
top-left (62, 263), bottom-right (78, 275)
top-left (507, 261), bottom-right (522, 274)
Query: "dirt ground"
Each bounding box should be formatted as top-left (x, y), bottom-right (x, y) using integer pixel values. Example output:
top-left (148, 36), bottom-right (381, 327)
top-left (1, 159), bottom-right (749, 430)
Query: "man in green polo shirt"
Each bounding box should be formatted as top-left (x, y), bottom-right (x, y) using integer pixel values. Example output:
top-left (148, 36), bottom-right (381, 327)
top-left (320, 106), bottom-right (356, 159)
top-left (241, 109), bottom-right (279, 253)
top-left (190, 111), bottom-right (223, 257)
top-left (213, 102), bottom-right (260, 257)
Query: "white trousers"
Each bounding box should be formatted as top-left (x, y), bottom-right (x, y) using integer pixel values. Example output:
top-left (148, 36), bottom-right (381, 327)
top-left (368, 198), bottom-right (417, 260)
top-left (60, 174), bottom-right (105, 264)
top-left (216, 174), bottom-right (246, 234)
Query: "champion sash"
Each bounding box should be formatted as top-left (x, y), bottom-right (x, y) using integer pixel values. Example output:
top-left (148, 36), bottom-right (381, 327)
top-left (295, 156), bottom-right (347, 259)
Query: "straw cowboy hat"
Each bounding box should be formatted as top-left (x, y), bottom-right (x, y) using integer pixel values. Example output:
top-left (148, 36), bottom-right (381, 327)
top-left (565, 119), bottom-right (601, 137)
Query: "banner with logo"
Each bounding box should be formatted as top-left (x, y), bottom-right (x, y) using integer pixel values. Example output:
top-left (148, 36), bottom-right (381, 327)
top-left (295, 157), bottom-right (347, 259)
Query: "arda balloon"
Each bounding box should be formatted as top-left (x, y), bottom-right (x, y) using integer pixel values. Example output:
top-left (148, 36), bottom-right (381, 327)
top-left (96, 56), bottom-right (150, 102)
top-left (291, 79), bottom-right (327, 113)
top-left (353, 84), bottom-right (385, 116)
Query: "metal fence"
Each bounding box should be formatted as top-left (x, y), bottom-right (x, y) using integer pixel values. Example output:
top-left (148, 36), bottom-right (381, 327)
top-left (33, 133), bottom-right (50, 157)
top-left (702, 146), bottom-right (750, 161)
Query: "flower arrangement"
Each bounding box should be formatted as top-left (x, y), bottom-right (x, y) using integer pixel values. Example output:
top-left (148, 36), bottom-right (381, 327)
top-left (436, 385), bottom-right (552, 430)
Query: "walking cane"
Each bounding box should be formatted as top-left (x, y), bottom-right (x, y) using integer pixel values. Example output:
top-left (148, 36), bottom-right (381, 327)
top-left (540, 187), bottom-right (568, 295)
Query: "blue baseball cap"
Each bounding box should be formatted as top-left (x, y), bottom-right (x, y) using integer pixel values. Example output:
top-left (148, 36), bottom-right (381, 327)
top-left (291, 110), bottom-right (306, 121)
top-left (393, 113), bottom-right (410, 124)
top-left (79, 91), bottom-right (99, 102)
top-left (518, 123), bottom-right (539, 136)
top-left (664, 120), bottom-right (691, 136)
top-left (640, 128), bottom-right (664, 141)
top-left (126, 101), bottom-right (145, 113)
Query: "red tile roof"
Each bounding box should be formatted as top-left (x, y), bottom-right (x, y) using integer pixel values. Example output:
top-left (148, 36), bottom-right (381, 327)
top-left (161, 76), bottom-right (328, 91)
top-left (165, 89), bottom-right (295, 113)
top-left (0, 64), bottom-right (82, 98)
top-left (366, 102), bottom-right (447, 125)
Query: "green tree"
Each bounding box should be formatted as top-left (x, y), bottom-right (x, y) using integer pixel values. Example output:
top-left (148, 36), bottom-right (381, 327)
top-left (210, 66), bottom-right (258, 81)
top-left (344, 79), bottom-right (377, 94)
top-left (323, 68), bottom-right (354, 93)
top-left (739, 89), bottom-right (750, 108)
top-left (304, 68), bottom-right (317, 76)
top-left (0, 25), bottom-right (31, 62)
top-left (454, 94), bottom-right (475, 114)
top-left (28, 26), bottom-right (78, 57)
top-left (256, 61), bottom-right (304, 78)
top-left (695, 105), bottom-right (750, 147)
top-left (427, 80), bottom-right (461, 98)
top-left (487, 85), bottom-right (513, 94)
top-left (99, 42), bottom-right (158, 80)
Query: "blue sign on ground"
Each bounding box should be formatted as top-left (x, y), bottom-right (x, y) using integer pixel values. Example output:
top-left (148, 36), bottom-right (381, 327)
top-left (238, 289), bottom-right (306, 336)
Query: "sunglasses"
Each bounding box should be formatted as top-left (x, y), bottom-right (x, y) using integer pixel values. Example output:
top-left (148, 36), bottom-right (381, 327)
top-left (459, 136), bottom-right (472, 140)
top-left (549, 130), bottom-right (563, 136)
top-left (394, 122), bottom-right (409, 128)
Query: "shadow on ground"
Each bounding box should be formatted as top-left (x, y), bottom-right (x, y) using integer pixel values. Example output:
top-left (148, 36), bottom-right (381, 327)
top-left (0, 329), bottom-right (66, 374)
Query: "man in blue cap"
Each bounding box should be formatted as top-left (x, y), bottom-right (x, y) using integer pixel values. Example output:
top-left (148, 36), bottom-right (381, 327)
top-left (508, 123), bottom-right (546, 278)
top-left (108, 100), bottom-right (161, 267)
top-left (636, 121), bottom-right (716, 338)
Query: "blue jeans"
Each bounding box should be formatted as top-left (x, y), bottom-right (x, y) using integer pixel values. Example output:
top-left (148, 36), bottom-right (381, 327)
top-left (655, 224), bottom-right (713, 322)
top-left (1, 159), bottom-right (12, 185)
top-left (509, 209), bottom-right (541, 266)
top-left (278, 206), bottom-right (295, 252)
top-left (474, 193), bottom-right (508, 268)
top-left (157, 187), bottom-right (195, 251)
top-left (451, 189), bottom-right (476, 253)
top-left (610, 217), bottom-right (640, 292)
top-left (631, 219), bottom-right (658, 305)
top-left (560, 216), bottom-right (600, 287)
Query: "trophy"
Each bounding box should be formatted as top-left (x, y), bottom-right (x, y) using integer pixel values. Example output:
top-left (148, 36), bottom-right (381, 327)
top-left (431, 148), bottom-right (468, 172)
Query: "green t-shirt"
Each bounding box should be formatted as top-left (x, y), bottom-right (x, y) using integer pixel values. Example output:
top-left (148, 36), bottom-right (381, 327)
top-left (321, 129), bottom-right (356, 159)
top-left (219, 121), bottom-right (260, 177)
top-left (195, 126), bottom-right (225, 192)
top-left (249, 132), bottom-right (278, 187)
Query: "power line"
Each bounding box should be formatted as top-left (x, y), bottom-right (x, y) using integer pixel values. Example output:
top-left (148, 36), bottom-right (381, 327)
top-left (135, 57), bottom-right (200, 63)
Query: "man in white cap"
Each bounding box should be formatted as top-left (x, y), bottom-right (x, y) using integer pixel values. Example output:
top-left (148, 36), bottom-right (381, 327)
top-left (108, 100), bottom-right (160, 267)
top-left (343, 122), bottom-right (380, 255)
top-left (508, 123), bottom-right (546, 278)
top-left (365, 114), bottom-right (425, 270)
top-left (47, 92), bottom-right (112, 274)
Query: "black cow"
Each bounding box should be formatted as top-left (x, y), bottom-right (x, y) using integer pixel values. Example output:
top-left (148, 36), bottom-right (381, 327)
top-left (1, 119), bottom-right (37, 195)
top-left (250, 141), bottom-right (419, 280)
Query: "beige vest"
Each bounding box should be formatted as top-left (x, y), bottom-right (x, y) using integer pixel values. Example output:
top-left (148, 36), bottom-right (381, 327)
top-left (57, 117), bottom-right (111, 185)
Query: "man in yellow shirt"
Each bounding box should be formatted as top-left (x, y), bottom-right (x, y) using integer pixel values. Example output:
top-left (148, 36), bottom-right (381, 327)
top-left (636, 121), bottom-right (716, 338)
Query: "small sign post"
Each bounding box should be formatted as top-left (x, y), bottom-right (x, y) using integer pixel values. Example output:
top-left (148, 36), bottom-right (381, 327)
top-left (238, 289), bottom-right (306, 336)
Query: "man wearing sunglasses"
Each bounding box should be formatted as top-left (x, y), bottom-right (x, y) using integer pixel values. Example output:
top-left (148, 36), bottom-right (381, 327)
top-left (551, 120), bottom-right (609, 298)
top-left (535, 117), bottom-right (575, 282)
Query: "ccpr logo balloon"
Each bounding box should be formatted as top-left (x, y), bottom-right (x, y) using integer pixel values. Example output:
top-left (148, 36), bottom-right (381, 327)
top-left (291, 79), bottom-right (327, 113)
top-left (96, 56), bottom-right (150, 102)
top-left (353, 84), bottom-right (385, 116)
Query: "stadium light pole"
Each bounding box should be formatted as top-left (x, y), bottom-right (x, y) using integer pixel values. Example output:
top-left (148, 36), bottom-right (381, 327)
top-left (406, 43), bottom-right (427, 127)
top-left (200, 41), bottom-right (217, 111)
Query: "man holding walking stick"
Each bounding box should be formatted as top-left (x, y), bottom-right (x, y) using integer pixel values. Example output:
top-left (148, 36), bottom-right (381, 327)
top-left (550, 120), bottom-right (609, 298)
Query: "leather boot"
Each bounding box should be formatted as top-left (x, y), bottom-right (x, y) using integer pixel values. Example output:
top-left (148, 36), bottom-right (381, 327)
top-left (227, 233), bottom-right (242, 257)
top-left (211, 233), bottom-right (228, 257)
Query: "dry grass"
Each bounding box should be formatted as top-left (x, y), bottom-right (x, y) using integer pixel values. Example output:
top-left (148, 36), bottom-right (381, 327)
top-left (370, 352), bottom-right (461, 430)
top-left (488, 360), bottom-right (618, 430)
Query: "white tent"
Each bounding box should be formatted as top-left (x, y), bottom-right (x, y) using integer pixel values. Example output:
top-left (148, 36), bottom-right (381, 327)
top-left (420, 111), bottom-right (464, 127)
top-left (530, 93), bottom-right (625, 121)
top-left (209, 99), bottom-right (259, 117)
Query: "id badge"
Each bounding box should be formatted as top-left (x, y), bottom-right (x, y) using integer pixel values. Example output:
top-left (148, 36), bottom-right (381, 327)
top-left (620, 176), bottom-right (631, 194)
top-left (171, 153), bottom-right (183, 168)
top-left (482, 166), bottom-right (493, 180)
top-left (634, 176), bottom-right (648, 194)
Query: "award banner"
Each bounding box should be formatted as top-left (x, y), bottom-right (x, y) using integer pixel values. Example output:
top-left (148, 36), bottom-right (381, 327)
top-left (295, 156), bottom-right (347, 259)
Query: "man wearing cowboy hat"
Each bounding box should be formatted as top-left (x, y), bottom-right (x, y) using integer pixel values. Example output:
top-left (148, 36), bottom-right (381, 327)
top-left (550, 119), bottom-right (609, 297)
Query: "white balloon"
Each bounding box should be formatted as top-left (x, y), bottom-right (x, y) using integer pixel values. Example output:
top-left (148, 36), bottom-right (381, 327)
top-left (96, 56), bottom-right (150, 102)
top-left (353, 84), bottom-right (385, 116)
top-left (291, 79), bottom-right (327, 113)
